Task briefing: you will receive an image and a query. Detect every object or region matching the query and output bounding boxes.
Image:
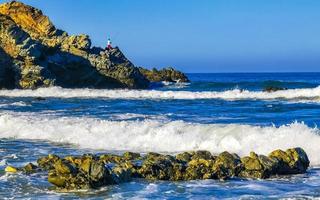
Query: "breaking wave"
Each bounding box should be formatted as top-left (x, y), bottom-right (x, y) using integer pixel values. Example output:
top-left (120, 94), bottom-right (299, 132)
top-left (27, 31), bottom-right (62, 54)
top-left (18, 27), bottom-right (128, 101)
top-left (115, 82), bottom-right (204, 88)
top-left (0, 86), bottom-right (320, 101)
top-left (0, 113), bottom-right (319, 165)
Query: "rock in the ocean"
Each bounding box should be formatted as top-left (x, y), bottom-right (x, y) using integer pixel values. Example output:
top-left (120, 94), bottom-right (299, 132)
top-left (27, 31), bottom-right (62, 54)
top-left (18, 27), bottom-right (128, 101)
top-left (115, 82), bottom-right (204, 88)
top-left (5, 147), bottom-right (310, 191)
top-left (22, 163), bottom-right (39, 174)
top-left (139, 67), bottom-right (189, 83)
top-left (5, 165), bottom-right (18, 173)
top-left (269, 147), bottom-right (310, 174)
top-left (138, 153), bottom-right (185, 181)
top-left (37, 154), bottom-right (60, 170)
top-left (212, 151), bottom-right (243, 179)
top-left (239, 152), bottom-right (278, 179)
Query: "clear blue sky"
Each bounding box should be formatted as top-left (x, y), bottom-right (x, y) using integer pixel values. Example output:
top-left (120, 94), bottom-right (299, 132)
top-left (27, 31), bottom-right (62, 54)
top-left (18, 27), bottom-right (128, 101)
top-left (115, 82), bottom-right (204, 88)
top-left (4, 0), bottom-right (320, 72)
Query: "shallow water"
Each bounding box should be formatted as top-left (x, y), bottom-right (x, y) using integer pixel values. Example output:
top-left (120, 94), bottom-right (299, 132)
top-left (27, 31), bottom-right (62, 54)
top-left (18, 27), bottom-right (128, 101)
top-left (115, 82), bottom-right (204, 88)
top-left (1, 73), bottom-right (320, 199)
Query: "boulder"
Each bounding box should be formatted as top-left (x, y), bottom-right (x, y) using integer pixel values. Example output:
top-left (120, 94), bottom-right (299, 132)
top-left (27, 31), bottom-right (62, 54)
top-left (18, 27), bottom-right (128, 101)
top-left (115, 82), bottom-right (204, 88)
top-left (139, 67), bottom-right (189, 83)
top-left (37, 154), bottom-right (60, 170)
top-left (269, 147), bottom-right (310, 174)
top-left (184, 158), bottom-right (216, 180)
top-left (239, 152), bottom-right (278, 179)
top-left (4, 165), bottom-right (18, 173)
top-left (176, 152), bottom-right (193, 163)
top-left (112, 165), bottom-right (132, 183)
top-left (22, 163), bottom-right (39, 174)
top-left (212, 151), bottom-right (243, 179)
top-left (138, 154), bottom-right (185, 181)
top-left (122, 152), bottom-right (141, 161)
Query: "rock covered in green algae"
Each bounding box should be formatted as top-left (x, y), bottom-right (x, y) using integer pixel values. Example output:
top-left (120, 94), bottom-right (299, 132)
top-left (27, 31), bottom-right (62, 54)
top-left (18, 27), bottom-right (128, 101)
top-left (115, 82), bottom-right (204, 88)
top-left (47, 155), bottom-right (116, 190)
top-left (269, 147), bottom-right (310, 174)
top-left (6, 148), bottom-right (310, 191)
top-left (37, 154), bottom-right (60, 170)
top-left (138, 153), bottom-right (185, 181)
top-left (239, 152), bottom-right (278, 179)
top-left (22, 163), bottom-right (39, 174)
top-left (212, 151), bottom-right (243, 178)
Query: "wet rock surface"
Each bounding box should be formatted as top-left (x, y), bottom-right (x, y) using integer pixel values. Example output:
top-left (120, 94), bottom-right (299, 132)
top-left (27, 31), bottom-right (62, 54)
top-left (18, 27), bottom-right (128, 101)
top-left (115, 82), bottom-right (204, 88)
top-left (4, 148), bottom-right (310, 191)
top-left (139, 67), bottom-right (189, 83)
top-left (0, 1), bottom-right (188, 89)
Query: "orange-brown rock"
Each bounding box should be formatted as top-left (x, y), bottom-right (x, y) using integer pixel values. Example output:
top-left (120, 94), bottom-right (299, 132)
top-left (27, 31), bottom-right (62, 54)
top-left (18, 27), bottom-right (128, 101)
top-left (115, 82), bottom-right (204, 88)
top-left (0, 1), bottom-right (56, 40)
top-left (0, 1), bottom-right (188, 89)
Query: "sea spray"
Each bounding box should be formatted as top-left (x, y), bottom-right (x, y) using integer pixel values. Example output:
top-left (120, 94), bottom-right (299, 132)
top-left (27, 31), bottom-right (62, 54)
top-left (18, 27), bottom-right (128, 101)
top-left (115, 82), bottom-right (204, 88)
top-left (0, 113), bottom-right (319, 165)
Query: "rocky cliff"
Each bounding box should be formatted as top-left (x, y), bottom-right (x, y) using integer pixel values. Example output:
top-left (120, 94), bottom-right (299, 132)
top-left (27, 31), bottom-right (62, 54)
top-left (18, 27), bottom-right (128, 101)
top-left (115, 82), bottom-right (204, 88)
top-left (0, 1), bottom-right (188, 89)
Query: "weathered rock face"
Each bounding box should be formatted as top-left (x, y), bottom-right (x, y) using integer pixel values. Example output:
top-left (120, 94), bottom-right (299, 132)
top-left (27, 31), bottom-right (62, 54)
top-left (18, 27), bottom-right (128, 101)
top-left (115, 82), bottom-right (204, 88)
top-left (5, 148), bottom-right (309, 191)
top-left (139, 67), bottom-right (189, 83)
top-left (0, 1), bottom-right (188, 89)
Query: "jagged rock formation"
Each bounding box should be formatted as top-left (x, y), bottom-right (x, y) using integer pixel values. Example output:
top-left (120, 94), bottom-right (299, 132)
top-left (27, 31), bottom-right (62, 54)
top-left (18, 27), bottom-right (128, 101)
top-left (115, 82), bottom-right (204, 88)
top-left (5, 147), bottom-right (310, 190)
top-left (139, 67), bottom-right (189, 83)
top-left (0, 1), bottom-right (188, 89)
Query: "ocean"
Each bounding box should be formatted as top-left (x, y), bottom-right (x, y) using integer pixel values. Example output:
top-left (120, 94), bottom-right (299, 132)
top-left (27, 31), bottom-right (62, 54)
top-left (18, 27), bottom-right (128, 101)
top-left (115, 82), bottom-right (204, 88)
top-left (0, 73), bottom-right (320, 199)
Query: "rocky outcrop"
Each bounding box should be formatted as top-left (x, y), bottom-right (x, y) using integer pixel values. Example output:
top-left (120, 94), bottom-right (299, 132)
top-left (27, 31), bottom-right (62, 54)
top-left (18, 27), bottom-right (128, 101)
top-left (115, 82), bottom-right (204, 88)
top-left (5, 147), bottom-right (310, 190)
top-left (0, 1), bottom-right (188, 89)
top-left (139, 67), bottom-right (189, 83)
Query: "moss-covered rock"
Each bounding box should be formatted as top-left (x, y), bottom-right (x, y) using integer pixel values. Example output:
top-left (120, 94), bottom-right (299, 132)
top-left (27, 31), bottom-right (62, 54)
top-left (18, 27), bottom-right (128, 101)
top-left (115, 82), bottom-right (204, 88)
top-left (22, 163), bottom-right (39, 174)
top-left (139, 67), bottom-right (189, 83)
top-left (185, 158), bottom-right (215, 180)
top-left (138, 154), bottom-right (185, 181)
top-left (239, 152), bottom-right (278, 179)
top-left (212, 151), bottom-right (243, 178)
top-left (269, 147), bottom-right (310, 174)
top-left (37, 154), bottom-right (60, 170)
top-left (6, 148), bottom-right (311, 191)
top-left (176, 152), bottom-right (193, 163)
top-left (123, 152), bottom-right (141, 161)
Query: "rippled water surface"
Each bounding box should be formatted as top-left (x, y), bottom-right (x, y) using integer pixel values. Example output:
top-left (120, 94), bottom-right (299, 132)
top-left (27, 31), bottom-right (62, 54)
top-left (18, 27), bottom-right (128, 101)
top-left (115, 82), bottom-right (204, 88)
top-left (1, 73), bottom-right (320, 199)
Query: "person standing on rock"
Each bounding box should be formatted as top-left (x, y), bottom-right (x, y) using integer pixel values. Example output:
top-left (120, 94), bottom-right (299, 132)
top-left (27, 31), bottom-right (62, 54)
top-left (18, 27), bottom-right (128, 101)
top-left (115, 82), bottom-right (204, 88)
top-left (107, 38), bottom-right (112, 50)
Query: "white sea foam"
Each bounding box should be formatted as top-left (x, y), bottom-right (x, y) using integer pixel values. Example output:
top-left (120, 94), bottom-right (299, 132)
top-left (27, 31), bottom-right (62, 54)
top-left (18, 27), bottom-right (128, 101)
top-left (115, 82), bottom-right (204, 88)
top-left (0, 86), bottom-right (319, 101)
top-left (0, 113), bottom-right (319, 165)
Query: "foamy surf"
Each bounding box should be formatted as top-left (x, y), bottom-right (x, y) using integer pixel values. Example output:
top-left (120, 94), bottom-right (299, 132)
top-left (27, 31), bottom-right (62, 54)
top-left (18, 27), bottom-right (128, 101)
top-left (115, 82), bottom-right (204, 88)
top-left (0, 113), bottom-right (319, 165)
top-left (0, 86), bottom-right (319, 101)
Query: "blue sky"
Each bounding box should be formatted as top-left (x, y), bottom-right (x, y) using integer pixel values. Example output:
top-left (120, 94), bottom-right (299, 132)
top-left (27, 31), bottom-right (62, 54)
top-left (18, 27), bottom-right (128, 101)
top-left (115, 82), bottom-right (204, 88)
top-left (4, 0), bottom-right (320, 72)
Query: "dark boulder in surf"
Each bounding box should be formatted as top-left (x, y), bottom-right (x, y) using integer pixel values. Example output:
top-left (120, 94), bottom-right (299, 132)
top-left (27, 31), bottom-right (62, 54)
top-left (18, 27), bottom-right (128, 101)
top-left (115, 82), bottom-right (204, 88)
top-left (269, 147), bottom-right (310, 174)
